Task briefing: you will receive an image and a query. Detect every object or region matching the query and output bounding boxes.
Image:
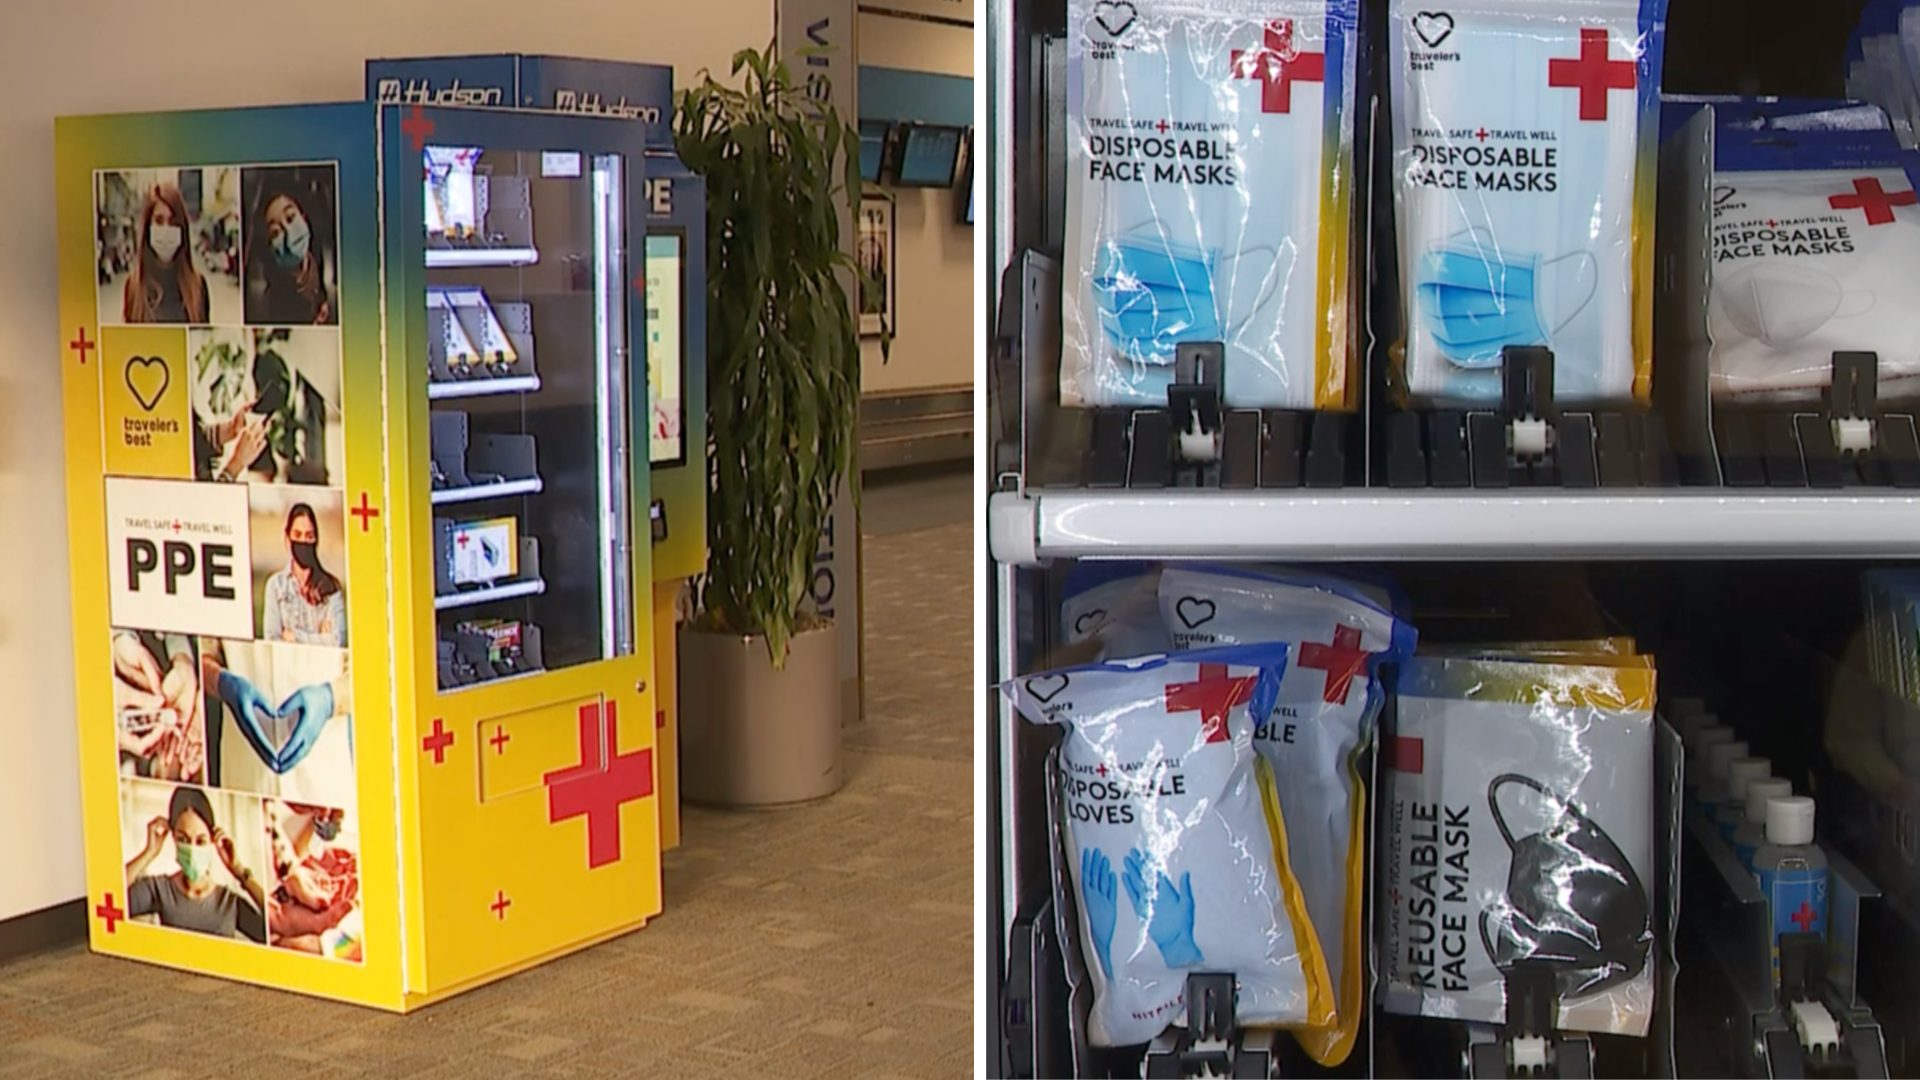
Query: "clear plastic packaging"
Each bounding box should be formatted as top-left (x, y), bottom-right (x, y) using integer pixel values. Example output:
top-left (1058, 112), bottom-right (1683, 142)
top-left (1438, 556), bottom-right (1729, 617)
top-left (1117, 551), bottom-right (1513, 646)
top-left (1060, 0), bottom-right (1361, 410)
top-left (1003, 645), bottom-right (1333, 1047)
top-left (1154, 566), bottom-right (1415, 1066)
top-left (1708, 135), bottom-right (1920, 402)
top-left (1388, 0), bottom-right (1667, 407)
top-left (1379, 655), bottom-right (1657, 1036)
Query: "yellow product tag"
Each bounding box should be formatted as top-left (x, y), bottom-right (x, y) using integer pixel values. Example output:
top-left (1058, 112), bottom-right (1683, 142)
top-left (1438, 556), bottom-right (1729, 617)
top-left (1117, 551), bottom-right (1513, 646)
top-left (1256, 757), bottom-right (1335, 1030)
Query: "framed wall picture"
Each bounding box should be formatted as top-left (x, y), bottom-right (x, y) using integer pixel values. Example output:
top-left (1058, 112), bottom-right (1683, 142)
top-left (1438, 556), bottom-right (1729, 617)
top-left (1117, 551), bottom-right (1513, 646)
top-left (858, 193), bottom-right (896, 338)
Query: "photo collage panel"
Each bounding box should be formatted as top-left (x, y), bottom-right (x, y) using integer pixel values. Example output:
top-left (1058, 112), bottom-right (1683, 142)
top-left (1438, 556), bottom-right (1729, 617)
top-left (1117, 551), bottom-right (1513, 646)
top-left (98, 161), bottom-right (362, 963)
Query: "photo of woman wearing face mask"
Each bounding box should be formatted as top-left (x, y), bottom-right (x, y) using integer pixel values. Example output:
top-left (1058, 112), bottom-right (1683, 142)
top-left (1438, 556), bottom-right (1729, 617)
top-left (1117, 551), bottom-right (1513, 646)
top-left (122, 784), bottom-right (267, 944)
top-left (243, 166), bottom-right (339, 326)
top-left (261, 503), bottom-right (346, 647)
top-left (122, 184), bottom-right (209, 324)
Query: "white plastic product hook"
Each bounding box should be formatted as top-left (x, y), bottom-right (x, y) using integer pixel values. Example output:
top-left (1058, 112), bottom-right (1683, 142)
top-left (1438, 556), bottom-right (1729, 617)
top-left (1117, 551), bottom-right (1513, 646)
top-left (1832, 416), bottom-right (1875, 455)
top-left (1511, 417), bottom-right (1551, 459)
top-left (1179, 409), bottom-right (1221, 463)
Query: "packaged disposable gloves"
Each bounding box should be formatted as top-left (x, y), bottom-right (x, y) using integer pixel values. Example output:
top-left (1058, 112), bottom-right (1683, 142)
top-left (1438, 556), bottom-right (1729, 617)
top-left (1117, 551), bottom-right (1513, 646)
top-left (1708, 130), bottom-right (1920, 401)
top-left (1390, 0), bottom-right (1667, 407)
top-left (1156, 566), bottom-right (1414, 1065)
top-left (1005, 645), bottom-right (1333, 1047)
top-left (1379, 655), bottom-right (1656, 1036)
top-left (1060, 0), bottom-right (1361, 411)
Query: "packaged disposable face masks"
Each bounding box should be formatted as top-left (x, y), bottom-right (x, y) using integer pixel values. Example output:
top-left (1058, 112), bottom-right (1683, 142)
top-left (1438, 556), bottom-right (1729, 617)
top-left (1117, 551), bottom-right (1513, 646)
top-left (1156, 566), bottom-right (1414, 1065)
top-left (1379, 656), bottom-right (1656, 1036)
top-left (1390, 0), bottom-right (1667, 407)
top-left (1004, 645), bottom-right (1333, 1046)
top-left (1060, 561), bottom-right (1174, 662)
top-left (1708, 135), bottom-right (1920, 401)
top-left (1060, 0), bottom-right (1361, 411)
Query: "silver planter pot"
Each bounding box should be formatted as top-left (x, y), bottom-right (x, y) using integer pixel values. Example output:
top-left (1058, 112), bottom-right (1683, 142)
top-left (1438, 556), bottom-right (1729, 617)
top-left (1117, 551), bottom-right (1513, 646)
top-left (678, 619), bottom-right (843, 807)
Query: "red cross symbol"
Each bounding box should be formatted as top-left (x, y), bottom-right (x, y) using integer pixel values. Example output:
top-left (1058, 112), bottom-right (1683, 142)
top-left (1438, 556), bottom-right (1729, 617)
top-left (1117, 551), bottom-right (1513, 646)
top-left (69, 328), bottom-right (95, 365)
top-left (1155, 119), bottom-right (1170, 133)
top-left (402, 106), bottom-right (435, 151)
top-left (1165, 664), bottom-right (1257, 745)
top-left (489, 725), bottom-right (511, 754)
top-left (1300, 626), bottom-right (1373, 705)
top-left (1791, 900), bottom-right (1820, 931)
top-left (1828, 177), bottom-right (1918, 226)
top-left (1766, 219), bottom-right (1778, 227)
top-left (544, 701), bottom-right (654, 869)
top-left (1475, 127), bottom-right (1489, 141)
top-left (95, 893), bottom-right (125, 933)
top-left (351, 492), bottom-right (380, 532)
top-left (1095, 763), bottom-right (1109, 777)
top-left (1547, 28), bottom-right (1636, 122)
top-left (422, 718), bottom-right (454, 764)
top-left (490, 890), bottom-right (512, 919)
top-left (1231, 20), bottom-right (1325, 115)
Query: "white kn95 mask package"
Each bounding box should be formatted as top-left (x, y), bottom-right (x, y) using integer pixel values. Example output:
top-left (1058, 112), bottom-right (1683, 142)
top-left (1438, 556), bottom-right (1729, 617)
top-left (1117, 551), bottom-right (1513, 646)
top-left (1709, 131), bottom-right (1920, 402)
top-left (1389, 0), bottom-right (1668, 408)
top-left (1061, 0), bottom-right (1361, 412)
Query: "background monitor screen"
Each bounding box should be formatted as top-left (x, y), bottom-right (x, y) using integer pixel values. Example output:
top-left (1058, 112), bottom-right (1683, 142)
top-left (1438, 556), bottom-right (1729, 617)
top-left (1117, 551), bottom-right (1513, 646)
top-left (858, 121), bottom-right (892, 183)
top-left (895, 125), bottom-right (963, 187)
top-left (644, 231), bottom-right (686, 465)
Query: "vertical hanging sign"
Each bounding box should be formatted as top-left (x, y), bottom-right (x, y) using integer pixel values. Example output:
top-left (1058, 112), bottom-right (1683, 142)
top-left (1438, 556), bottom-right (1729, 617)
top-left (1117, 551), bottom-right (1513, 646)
top-left (780, 0), bottom-right (864, 725)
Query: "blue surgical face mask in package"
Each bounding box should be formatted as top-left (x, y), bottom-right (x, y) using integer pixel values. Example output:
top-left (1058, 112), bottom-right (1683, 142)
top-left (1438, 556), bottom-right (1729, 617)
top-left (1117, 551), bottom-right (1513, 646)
top-left (1154, 565), bottom-right (1415, 1066)
top-left (1004, 645), bottom-right (1333, 1047)
top-left (1060, 0), bottom-right (1361, 412)
top-left (1390, 0), bottom-right (1668, 408)
top-left (1709, 130), bottom-right (1920, 401)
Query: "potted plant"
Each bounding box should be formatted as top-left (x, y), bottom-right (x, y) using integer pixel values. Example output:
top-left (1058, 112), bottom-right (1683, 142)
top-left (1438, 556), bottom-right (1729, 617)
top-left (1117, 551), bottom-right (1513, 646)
top-left (672, 43), bottom-right (869, 806)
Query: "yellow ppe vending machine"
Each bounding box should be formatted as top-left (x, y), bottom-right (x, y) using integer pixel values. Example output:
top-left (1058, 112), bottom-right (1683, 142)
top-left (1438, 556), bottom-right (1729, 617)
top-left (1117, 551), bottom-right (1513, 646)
top-left (56, 100), bottom-right (660, 1010)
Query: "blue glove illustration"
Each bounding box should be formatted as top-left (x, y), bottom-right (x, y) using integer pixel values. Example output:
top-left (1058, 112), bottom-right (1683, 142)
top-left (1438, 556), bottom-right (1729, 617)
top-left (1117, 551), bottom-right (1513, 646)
top-left (1123, 848), bottom-right (1203, 967)
top-left (1080, 847), bottom-right (1120, 980)
top-left (217, 670), bottom-right (280, 772)
top-left (273, 682), bottom-right (336, 774)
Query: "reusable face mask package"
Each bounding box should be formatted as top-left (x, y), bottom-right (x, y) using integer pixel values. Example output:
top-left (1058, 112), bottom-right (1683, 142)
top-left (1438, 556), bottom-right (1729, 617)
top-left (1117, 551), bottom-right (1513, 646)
top-left (1155, 566), bottom-right (1416, 1065)
top-left (1708, 131), bottom-right (1920, 402)
top-left (1389, 0), bottom-right (1668, 408)
top-left (1059, 0), bottom-right (1362, 411)
top-left (1004, 645), bottom-right (1333, 1047)
top-left (1380, 655), bottom-right (1657, 1036)
top-left (1060, 561), bottom-right (1174, 662)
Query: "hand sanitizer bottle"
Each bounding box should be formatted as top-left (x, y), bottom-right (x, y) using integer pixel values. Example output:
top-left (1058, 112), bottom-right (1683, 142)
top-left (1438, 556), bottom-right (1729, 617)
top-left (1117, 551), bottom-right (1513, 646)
top-left (1698, 739), bottom-right (1750, 814)
top-left (1732, 778), bottom-right (1793, 870)
top-left (1714, 757), bottom-right (1773, 842)
top-left (1752, 795), bottom-right (1828, 988)
top-left (1685, 725), bottom-right (1735, 807)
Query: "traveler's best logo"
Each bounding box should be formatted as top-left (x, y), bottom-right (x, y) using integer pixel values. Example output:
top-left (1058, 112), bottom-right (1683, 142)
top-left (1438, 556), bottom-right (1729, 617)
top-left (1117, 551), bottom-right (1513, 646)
top-left (1091, 0), bottom-right (1137, 38)
top-left (1413, 11), bottom-right (1454, 48)
top-left (1714, 184), bottom-right (1738, 205)
top-left (1025, 674), bottom-right (1070, 703)
top-left (1073, 609), bottom-right (1108, 635)
top-left (1174, 596), bottom-right (1216, 630)
top-left (124, 355), bottom-right (169, 413)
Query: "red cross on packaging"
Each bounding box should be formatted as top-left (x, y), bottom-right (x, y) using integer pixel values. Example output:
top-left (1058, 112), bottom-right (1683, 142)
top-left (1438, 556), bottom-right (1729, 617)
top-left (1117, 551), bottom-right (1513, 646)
top-left (1232, 19), bottom-right (1326, 115)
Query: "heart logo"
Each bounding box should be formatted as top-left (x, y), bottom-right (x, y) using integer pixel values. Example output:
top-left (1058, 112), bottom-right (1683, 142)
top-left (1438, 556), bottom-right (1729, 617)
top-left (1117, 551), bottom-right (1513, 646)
top-left (1091, 0), bottom-right (1136, 38)
top-left (1025, 674), bottom-right (1070, 703)
top-left (1074, 609), bottom-right (1108, 635)
top-left (125, 355), bottom-right (170, 413)
top-left (1713, 185), bottom-right (1737, 205)
top-left (1413, 11), bottom-right (1454, 48)
top-left (1175, 597), bottom-right (1216, 630)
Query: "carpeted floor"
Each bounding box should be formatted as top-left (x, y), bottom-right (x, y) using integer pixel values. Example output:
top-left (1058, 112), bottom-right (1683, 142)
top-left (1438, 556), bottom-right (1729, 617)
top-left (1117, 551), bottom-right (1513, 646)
top-left (0, 518), bottom-right (974, 1080)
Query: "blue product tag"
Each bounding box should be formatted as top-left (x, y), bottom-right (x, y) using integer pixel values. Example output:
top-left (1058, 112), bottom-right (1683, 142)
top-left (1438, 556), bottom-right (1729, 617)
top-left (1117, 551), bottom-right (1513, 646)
top-left (1758, 864), bottom-right (1829, 981)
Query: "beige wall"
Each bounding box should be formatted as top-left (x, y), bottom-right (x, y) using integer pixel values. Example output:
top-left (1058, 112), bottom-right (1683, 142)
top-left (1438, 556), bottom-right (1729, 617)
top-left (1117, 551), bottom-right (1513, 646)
top-left (858, 11), bottom-right (976, 395)
top-left (0, 4), bottom-right (772, 922)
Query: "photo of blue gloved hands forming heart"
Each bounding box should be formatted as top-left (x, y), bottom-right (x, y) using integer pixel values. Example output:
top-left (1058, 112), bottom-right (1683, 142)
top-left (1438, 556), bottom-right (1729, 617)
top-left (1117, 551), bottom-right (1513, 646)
top-left (1081, 845), bottom-right (1205, 980)
top-left (199, 636), bottom-right (355, 811)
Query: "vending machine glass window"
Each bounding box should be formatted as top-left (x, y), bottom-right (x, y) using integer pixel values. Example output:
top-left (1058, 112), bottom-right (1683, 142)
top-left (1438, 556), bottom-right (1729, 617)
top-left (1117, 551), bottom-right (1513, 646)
top-left (644, 230), bottom-right (685, 466)
top-left (424, 144), bottom-right (635, 689)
